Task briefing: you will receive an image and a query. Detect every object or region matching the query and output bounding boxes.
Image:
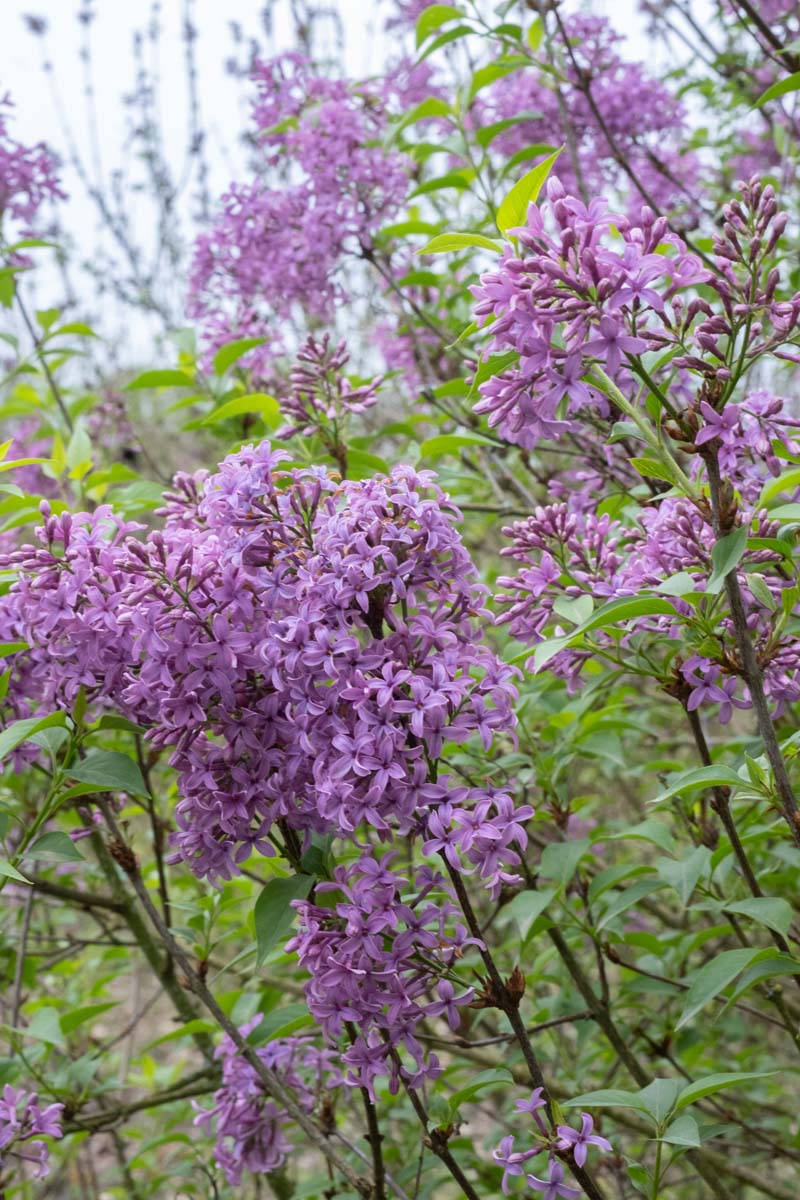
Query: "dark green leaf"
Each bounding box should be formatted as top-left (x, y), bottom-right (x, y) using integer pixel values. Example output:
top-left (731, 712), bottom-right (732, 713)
top-left (67, 750), bottom-right (148, 797)
top-left (255, 876), bottom-right (314, 965)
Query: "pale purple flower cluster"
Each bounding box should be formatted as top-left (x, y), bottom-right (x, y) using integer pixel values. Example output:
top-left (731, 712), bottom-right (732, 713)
top-left (471, 177), bottom-right (705, 448)
top-left (289, 853), bottom-right (475, 1097)
top-left (188, 54), bottom-right (410, 362)
top-left (277, 333), bottom-right (382, 441)
top-left (481, 14), bottom-right (699, 214)
top-left (472, 175), bottom-right (799, 451)
top-left (0, 1085), bottom-right (63, 1181)
top-left (496, 488), bottom-right (800, 714)
top-left (1, 446), bottom-right (518, 879)
top-left (492, 1090), bottom-right (611, 1196)
top-left (0, 93), bottom-right (64, 228)
top-left (194, 1022), bottom-right (340, 1185)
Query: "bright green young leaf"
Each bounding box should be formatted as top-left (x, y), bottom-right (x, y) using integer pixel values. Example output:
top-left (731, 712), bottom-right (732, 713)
top-left (449, 1068), bottom-right (513, 1111)
top-left (212, 337), bottom-right (267, 376)
top-left (416, 4), bottom-right (464, 47)
top-left (539, 839), bottom-right (590, 886)
top-left (755, 70), bottom-right (800, 107)
top-left (61, 1003), bottom-right (118, 1035)
top-left (419, 433), bottom-right (497, 457)
top-left (636, 1078), bottom-right (681, 1124)
top-left (124, 369), bottom-right (194, 390)
top-left (418, 232), bottom-right (503, 255)
top-left (200, 394), bottom-right (280, 427)
top-left (0, 860), bottom-right (31, 884)
top-left (25, 1006), bottom-right (66, 1046)
top-left (496, 147), bottom-right (563, 236)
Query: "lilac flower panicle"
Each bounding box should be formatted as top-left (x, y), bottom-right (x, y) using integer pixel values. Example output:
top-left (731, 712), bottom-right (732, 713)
top-left (0, 1085), bottom-right (63, 1180)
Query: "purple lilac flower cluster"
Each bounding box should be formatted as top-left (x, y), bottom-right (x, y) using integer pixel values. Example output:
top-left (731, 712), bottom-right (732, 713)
top-left (0, 93), bottom-right (64, 229)
top-left (289, 853), bottom-right (475, 1097)
top-left (0, 1085), bottom-right (63, 1181)
top-left (1, 447), bottom-right (520, 882)
top-left (277, 333), bottom-right (382, 442)
top-left (188, 53), bottom-right (410, 373)
top-left (480, 14), bottom-right (699, 215)
top-left (471, 175), bottom-right (798, 451)
top-left (194, 1022), bottom-right (340, 1185)
top-left (493, 1090), bottom-right (611, 1197)
top-left (483, 177), bottom-right (800, 720)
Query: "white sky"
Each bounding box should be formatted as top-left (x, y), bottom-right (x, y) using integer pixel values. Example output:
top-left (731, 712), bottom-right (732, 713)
top-left (0, 0), bottom-right (661, 363)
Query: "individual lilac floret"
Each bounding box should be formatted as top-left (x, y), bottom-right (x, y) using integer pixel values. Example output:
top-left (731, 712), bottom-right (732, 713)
top-left (527, 1158), bottom-right (582, 1199)
top-left (516, 1087), bottom-right (549, 1133)
top-left (556, 1112), bottom-right (613, 1168)
top-left (0, 1085), bottom-right (63, 1180)
top-left (492, 1134), bottom-right (541, 1194)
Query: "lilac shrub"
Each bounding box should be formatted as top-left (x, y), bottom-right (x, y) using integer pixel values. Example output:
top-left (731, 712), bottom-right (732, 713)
top-left (2, 5), bottom-right (800, 1200)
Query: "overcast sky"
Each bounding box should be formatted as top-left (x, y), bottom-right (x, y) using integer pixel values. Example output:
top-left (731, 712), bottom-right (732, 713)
top-left (1, 0), bottom-right (659, 362)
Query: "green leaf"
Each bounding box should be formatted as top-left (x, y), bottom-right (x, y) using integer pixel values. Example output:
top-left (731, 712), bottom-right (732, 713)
top-left (449, 1068), bottom-right (513, 1111)
top-left (201, 394), bottom-right (280, 427)
top-left (0, 712), bottom-right (68, 762)
top-left (496, 147), bottom-right (563, 236)
top-left (0, 860), bottom-right (31, 884)
top-left (563, 1088), bottom-right (650, 1114)
top-left (656, 846), bottom-right (711, 906)
top-left (630, 456), bottom-right (675, 484)
top-left (503, 887), bottom-right (556, 941)
top-left (142, 1019), bottom-right (217, 1050)
top-left (248, 1002), bottom-right (314, 1043)
top-left (661, 1114), bottom-right (701, 1147)
top-left (23, 832), bottom-right (85, 862)
top-left (553, 595), bottom-right (594, 626)
top-left (25, 1006), bottom-right (66, 1046)
top-left (66, 750), bottom-right (148, 797)
top-left (0, 643), bottom-right (28, 662)
top-left (675, 1071), bottom-right (777, 1111)
top-left (676, 948), bottom-right (769, 1030)
top-left (723, 897), bottom-right (793, 938)
top-left (755, 71), bottom-right (800, 107)
top-left (416, 3), bottom-right (464, 47)
top-left (255, 875), bottom-right (314, 965)
top-left (596, 880), bottom-right (666, 930)
top-left (636, 1078), bottom-right (681, 1124)
top-left (706, 526), bottom-right (749, 595)
top-left (539, 839), bottom-right (590, 886)
top-left (124, 369), bottom-right (193, 390)
top-left (417, 232), bottom-right (502, 255)
top-left (532, 596), bottom-right (676, 671)
top-left (746, 573), bottom-right (777, 612)
top-left (212, 338), bottom-right (267, 376)
top-left (721, 954), bottom-right (800, 1011)
top-left (649, 765), bottom-right (742, 806)
top-left (527, 16), bottom-right (543, 50)
top-left (61, 1002), bottom-right (118, 1034)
